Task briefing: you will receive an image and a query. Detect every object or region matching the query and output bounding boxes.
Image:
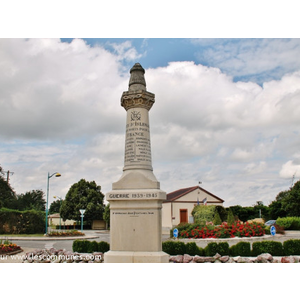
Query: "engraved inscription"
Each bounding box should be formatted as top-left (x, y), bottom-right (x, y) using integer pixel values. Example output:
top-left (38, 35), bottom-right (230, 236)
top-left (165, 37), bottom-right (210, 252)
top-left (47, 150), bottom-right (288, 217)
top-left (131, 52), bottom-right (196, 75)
top-left (124, 109), bottom-right (152, 166)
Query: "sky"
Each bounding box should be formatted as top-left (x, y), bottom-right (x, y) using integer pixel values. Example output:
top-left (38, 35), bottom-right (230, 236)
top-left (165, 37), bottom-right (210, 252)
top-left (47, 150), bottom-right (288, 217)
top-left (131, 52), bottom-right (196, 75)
top-left (1, 37), bottom-right (300, 208)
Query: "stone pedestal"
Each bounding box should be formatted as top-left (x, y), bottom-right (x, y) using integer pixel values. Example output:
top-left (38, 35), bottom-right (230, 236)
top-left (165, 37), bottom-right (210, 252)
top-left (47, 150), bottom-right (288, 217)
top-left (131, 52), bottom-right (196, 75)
top-left (104, 63), bottom-right (169, 263)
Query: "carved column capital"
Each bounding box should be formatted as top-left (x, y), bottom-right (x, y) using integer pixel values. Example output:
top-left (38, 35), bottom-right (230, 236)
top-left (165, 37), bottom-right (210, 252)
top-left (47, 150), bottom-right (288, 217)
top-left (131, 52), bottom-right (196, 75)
top-left (121, 90), bottom-right (155, 111)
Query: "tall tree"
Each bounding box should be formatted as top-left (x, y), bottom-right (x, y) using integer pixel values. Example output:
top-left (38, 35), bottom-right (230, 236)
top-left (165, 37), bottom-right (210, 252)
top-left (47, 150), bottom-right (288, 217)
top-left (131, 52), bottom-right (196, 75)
top-left (16, 190), bottom-right (46, 211)
top-left (268, 190), bottom-right (289, 219)
top-left (60, 179), bottom-right (105, 224)
top-left (282, 180), bottom-right (300, 216)
top-left (0, 165), bottom-right (17, 208)
top-left (49, 199), bottom-right (62, 214)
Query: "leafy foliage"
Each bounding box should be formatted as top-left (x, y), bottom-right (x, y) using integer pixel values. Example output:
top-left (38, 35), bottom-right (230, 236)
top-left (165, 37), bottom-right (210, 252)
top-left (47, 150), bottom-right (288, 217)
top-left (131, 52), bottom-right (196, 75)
top-left (283, 239), bottom-right (300, 255)
top-left (0, 165), bottom-right (17, 208)
top-left (60, 179), bottom-right (105, 224)
top-left (252, 241), bottom-right (284, 256)
top-left (49, 199), bottom-right (62, 214)
top-left (72, 239), bottom-right (110, 253)
top-left (192, 205), bottom-right (217, 224)
top-left (0, 208), bottom-right (45, 234)
top-left (230, 242), bottom-right (251, 257)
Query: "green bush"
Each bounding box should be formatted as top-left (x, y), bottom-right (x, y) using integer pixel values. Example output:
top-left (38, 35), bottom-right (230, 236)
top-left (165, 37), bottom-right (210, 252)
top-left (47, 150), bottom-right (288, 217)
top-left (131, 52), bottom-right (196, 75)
top-left (217, 242), bottom-right (230, 256)
top-left (227, 209), bottom-right (235, 226)
top-left (230, 242), bottom-right (251, 257)
top-left (87, 241), bottom-right (99, 253)
top-left (252, 241), bottom-right (284, 256)
top-left (276, 217), bottom-right (300, 230)
top-left (192, 205), bottom-right (216, 223)
top-left (283, 239), bottom-right (300, 255)
top-left (204, 242), bottom-right (218, 256)
top-left (73, 240), bottom-right (89, 252)
top-left (72, 240), bottom-right (110, 253)
top-left (213, 211), bottom-right (222, 225)
top-left (98, 241), bottom-right (110, 253)
top-left (185, 242), bottom-right (203, 256)
top-left (162, 241), bottom-right (186, 255)
top-left (0, 208), bottom-right (45, 234)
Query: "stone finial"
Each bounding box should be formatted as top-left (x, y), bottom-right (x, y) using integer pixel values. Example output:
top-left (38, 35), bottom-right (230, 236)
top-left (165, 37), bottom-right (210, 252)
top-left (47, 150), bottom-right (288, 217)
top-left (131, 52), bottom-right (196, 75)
top-left (129, 63), bottom-right (146, 91)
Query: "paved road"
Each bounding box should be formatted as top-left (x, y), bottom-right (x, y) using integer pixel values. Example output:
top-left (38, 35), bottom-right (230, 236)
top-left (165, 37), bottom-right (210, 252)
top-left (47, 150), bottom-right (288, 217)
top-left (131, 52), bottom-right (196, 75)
top-left (1, 230), bottom-right (299, 263)
top-left (2, 230), bottom-right (170, 252)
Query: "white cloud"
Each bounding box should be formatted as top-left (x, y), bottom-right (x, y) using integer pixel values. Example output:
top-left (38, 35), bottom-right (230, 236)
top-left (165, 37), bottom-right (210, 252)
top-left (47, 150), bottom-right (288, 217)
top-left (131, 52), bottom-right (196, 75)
top-left (1, 40), bottom-right (300, 208)
top-left (193, 39), bottom-right (300, 82)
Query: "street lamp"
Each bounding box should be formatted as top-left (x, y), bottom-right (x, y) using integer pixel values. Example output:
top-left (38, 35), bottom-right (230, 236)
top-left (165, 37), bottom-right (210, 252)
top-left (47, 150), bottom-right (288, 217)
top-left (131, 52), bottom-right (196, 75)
top-left (79, 209), bottom-right (86, 233)
top-left (45, 172), bottom-right (61, 235)
top-left (53, 196), bottom-right (63, 230)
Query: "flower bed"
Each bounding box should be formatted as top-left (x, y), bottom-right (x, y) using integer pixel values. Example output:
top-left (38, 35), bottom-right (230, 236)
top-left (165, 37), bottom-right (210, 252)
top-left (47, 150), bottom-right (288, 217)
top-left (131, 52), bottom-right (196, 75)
top-left (47, 230), bottom-right (85, 237)
top-left (0, 243), bottom-right (21, 254)
top-left (179, 221), bottom-right (265, 239)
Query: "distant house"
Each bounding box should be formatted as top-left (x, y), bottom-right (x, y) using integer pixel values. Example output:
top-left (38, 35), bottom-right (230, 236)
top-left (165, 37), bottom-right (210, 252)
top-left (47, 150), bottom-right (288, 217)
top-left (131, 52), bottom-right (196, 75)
top-left (48, 213), bottom-right (76, 228)
top-left (162, 186), bottom-right (225, 232)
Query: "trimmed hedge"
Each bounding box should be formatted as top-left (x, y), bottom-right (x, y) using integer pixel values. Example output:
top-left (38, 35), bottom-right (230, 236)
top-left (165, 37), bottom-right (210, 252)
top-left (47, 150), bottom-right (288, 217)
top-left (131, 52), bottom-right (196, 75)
top-left (283, 239), bottom-right (300, 255)
top-left (71, 239), bottom-right (300, 256)
top-left (0, 208), bottom-right (45, 234)
top-left (162, 239), bottom-right (300, 257)
top-left (204, 242), bottom-right (219, 256)
top-left (230, 242), bottom-right (251, 257)
top-left (185, 242), bottom-right (203, 256)
top-left (72, 240), bottom-right (110, 253)
top-left (252, 241), bottom-right (284, 256)
top-left (162, 240), bottom-right (187, 255)
top-left (276, 217), bottom-right (300, 230)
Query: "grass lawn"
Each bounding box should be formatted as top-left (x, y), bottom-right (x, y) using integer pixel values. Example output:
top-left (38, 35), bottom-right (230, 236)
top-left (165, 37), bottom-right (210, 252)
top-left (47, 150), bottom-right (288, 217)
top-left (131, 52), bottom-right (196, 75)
top-left (0, 234), bottom-right (45, 238)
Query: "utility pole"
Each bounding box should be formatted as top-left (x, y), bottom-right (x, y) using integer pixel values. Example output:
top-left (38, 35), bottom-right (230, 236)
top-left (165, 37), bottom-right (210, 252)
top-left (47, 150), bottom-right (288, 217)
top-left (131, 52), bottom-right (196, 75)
top-left (291, 172), bottom-right (296, 189)
top-left (4, 170), bottom-right (14, 184)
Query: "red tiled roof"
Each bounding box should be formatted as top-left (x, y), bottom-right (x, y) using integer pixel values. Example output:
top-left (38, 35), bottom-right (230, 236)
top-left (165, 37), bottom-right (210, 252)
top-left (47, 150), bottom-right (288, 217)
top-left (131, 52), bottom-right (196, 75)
top-left (165, 186), bottom-right (225, 203)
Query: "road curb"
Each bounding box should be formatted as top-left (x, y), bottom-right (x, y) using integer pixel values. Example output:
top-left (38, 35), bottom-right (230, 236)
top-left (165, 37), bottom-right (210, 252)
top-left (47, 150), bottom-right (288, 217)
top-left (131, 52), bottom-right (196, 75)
top-left (0, 235), bottom-right (98, 241)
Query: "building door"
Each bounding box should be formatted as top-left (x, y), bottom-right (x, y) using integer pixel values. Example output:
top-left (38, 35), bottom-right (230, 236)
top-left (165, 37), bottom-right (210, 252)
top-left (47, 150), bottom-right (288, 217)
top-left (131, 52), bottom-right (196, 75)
top-left (180, 209), bottom-right (188, 223)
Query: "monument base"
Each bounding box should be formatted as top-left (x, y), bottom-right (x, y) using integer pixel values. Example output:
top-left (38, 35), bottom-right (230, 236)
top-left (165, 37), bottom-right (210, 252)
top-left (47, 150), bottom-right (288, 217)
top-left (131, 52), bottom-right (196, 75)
top-left (104, 250), bottom-right (169, 263)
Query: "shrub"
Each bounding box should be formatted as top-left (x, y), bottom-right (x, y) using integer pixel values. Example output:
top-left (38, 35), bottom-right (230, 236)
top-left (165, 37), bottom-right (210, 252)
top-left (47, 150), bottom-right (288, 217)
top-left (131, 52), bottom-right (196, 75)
top-left (72, 240), bottom-right (89, 252)
top-left (217, 242), bottom-right (230, 256)
top-left (73, 240), bottom-right (110, 253)
top-left (276, 217), bottom-right (300, 230)
top-left (227, 209), bottom-right (235, 226)
top-left (185, 242), bottom-right (203, 256)
top-left (283, 239), bottom-right (300, 255)
top-left (252, 241), bottom-right (284, 256)
top-left (87, 241), bottom-right (99, 253)
top-left (98, 241), bottom-right (110, 253)
top-left (192, 205), bottom-right (216, 223)
top-left (213, 211), bottom-right (222, 225)
top-left (0, 208), bottom-right (45, 234)
top-left (230, 242), bottom-right (251, 257)
top-left (162, 241), bottom-right (186, 255)
top-left (204, 242), bottom-right (218, 256)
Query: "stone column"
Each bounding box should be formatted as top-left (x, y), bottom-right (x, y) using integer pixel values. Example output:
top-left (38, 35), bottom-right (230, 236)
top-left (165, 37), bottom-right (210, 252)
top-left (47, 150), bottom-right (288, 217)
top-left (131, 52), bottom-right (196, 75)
top-left (104, 63), bottom-right (169, 263)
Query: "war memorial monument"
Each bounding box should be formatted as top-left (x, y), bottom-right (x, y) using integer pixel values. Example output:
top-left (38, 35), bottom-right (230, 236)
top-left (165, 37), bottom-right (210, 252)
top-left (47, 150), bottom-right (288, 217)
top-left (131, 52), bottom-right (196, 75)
top-left (104, 63), bottom-right (169, 263)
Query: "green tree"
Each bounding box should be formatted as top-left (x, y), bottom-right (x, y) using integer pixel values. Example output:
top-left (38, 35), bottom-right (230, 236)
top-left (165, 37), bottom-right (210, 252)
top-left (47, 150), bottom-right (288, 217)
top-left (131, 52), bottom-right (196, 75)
top-left (49, 199), bottom-right (62, 214)
top-left (213, 210), bottom-right (222, 225)
top-left (269, 190), bottom-right (288, 219)
top-left (282, 180), bottom-right (300, 216)
top-left (227, 208), bottom-right (235, 225)
top-left (60, 179), bottom-right (105, 225)
top-left (0, 165), bottom-right (17, 209)
top-left (16, 190), bottom-right (46, 211)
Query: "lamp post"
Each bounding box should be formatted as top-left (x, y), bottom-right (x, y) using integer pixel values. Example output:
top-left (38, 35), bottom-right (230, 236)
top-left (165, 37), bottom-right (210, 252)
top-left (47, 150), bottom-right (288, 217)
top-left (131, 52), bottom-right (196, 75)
top-left (79, 209), bottom-right (86, 232)
top-left (45, 172), bottom-right (61, 235)
top-left (53, 196), bottom-right (63, 230)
